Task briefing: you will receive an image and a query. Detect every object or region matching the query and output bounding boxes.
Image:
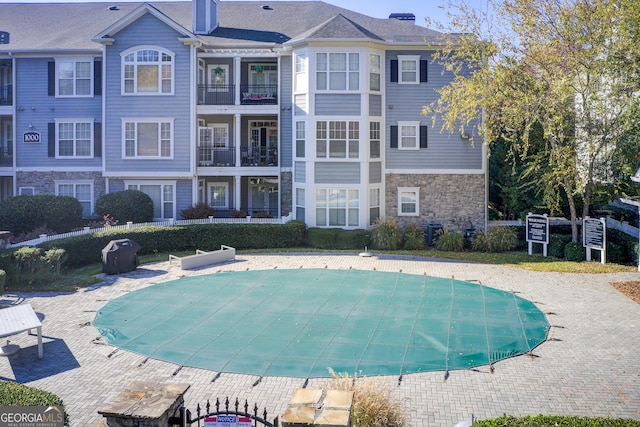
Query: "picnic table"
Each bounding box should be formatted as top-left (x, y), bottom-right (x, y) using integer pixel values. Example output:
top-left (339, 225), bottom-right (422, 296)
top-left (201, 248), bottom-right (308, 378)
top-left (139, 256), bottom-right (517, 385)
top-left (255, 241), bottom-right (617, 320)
top-left (0, 304), bottom-right (43, 358)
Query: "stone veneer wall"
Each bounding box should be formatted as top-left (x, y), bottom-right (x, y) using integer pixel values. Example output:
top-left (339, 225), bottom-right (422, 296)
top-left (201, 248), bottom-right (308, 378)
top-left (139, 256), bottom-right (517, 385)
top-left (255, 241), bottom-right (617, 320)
top-left (386, 173), bottom-right (486, 231)
top-left (16, 171), bottom-right (106, 202)
top-left (280, 171), bottom-right (292, 216)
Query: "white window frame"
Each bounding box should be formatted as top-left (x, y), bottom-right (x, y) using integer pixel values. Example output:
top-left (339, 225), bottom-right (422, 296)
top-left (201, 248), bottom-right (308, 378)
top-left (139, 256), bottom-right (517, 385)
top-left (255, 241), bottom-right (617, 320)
top-left (316, 52), bottom-right (359, 91)
top-left (316, 120), bottom-right (359, 159)
top-left (56, 180), bottom-right (93, 218)
top-left (55, 57), bottom-right (93, 97)
top-left (207, 182), bottom-right (229, 209)
top-left (55, 118), bottom-right (94, 159)
top-left (369, 187), bottom-right (381, 224)
top-left (369, 121), bottom-right (380, 158)
top-left (207, 64), bottom-right (229, 91)
top-left (19, 187), bottom-right (35, 196)
top-left (398, 187), bottom-right (419, 216)
top-left (369, 53), bottom-right (381, 91)
top-left (295, 121), bottom-right (305, 158)
top-left (315, 188), bottom-right (359, 227)
top-left (121, 46), bottom-right (174, 95)
top-left (398, 55), bottom-right (420, 84)
top-left (398, 121), bottom-right (420, 150)
top-left (122, 118), bottom-right (174, 159)
top-left (125, 180), bottom-right (176, 220)
top-left (295, 187), bottom-right (305, 222)
top-left (294, 53), bottom-right (307, 93)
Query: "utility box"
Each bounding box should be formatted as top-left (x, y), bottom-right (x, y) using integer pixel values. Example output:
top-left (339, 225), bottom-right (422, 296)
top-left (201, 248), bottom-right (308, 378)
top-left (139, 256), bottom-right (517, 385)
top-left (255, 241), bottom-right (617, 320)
top-left (424, 223), bottom-right (443, 246)
top-left (102, 239), bottom-right (141, 275)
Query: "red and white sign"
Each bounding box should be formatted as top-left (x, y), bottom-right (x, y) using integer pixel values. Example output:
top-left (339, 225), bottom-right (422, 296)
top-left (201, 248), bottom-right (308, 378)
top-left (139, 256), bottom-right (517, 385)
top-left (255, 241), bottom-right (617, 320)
top-left (203, 415), bottom-right (253, 427)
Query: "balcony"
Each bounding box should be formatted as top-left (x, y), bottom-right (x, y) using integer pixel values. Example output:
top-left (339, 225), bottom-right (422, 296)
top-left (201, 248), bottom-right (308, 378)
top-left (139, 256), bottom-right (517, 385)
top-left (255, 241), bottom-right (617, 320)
top-left (241, 147), bottom-right (277, 166)
top-left (0, 147), bottom-right (13, 166)
top-left (0, 84), bottom-right (11, 106)
top-left (197, 84), bottom-right (278, 106)
top-left (198, 146), bottom-right (236, 167)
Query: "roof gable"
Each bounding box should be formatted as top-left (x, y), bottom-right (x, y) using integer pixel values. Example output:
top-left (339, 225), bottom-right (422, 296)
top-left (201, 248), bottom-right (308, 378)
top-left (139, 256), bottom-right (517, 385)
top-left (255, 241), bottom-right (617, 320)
top-left (294, 14), bottom-right (384, 42)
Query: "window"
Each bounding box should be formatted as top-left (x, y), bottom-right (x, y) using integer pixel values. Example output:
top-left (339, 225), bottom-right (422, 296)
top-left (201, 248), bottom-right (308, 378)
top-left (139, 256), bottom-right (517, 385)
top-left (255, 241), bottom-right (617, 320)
top-left (207, 182), bottom-right (228, 208)
top-left (316, 53), bottom-right (359, 91)
top-left (123, 119), bottom-right (173, 158)
top-left (316, 189), bottom-right (359, 227)
top-left (122, 48), bottom-right (173, 94)
top-left (295, 54), bottom-right (307, 92)
top-left (316, 121), bottom-right (359, 158)
top-left (207, 64), bottom-right (228, 91)
top-left (199, 124), bottom-right (228, 149)
top-left (126, 182), bottom-right (175, 219)
top-left (56, 58), bottom-right (92, 97)
top-left (398, 187), bottom-right (419, 216)
top-left (19, 187), bottom-right (34, 196)
top-left (296, 187), bottom-right (305, 222)
top-left (295, 122), bottom-right (305, 158)
top-left (398, 121), bottom-right (420, 150)
top-left (57, 181), bottom-right (93, 217)
top-left (398, 55), bottom-right (420, 84)
top-left (369, 122), bottom-right (380, 158)
top-left (369, 54), bottom-right (380, 91)
top-left (56, 119), bottom-right (93, 158)
top-left (370, 188), bottom-right (380, 224)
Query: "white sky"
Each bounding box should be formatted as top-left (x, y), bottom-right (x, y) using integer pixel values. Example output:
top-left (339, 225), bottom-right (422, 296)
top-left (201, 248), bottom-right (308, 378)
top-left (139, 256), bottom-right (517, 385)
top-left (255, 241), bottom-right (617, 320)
top-left (0, 0), bottom-right (492, 30)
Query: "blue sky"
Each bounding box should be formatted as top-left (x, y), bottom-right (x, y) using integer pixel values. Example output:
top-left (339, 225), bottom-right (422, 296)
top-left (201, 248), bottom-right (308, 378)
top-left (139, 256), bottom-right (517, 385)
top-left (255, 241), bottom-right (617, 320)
top-left (0, 0), bottom-right (490, 29)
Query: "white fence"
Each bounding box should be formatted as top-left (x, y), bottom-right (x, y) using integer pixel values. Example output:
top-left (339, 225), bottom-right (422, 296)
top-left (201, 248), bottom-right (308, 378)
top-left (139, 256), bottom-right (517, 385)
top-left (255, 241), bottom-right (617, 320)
top-left (8, 213), bottom-right (293, 249)
top-left (488, 217), bottom-right (639, 239)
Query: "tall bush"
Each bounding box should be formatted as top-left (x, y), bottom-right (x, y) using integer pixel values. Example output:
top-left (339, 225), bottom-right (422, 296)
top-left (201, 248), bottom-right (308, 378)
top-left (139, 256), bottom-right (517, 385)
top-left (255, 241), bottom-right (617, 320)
top-left (0, 194), bottom-right (83, 234)
top-left (95, 190), bottom-right (154, 224)
top-left (402, 223), bottom-right (426, 250)
top-left (369, 217), bottom-right (402, 250)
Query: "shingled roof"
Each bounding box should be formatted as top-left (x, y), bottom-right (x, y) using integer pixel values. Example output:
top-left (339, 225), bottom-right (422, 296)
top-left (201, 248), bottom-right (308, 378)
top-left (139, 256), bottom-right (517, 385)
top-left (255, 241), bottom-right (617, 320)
top-left (0, 0), bottom-right (447, 52)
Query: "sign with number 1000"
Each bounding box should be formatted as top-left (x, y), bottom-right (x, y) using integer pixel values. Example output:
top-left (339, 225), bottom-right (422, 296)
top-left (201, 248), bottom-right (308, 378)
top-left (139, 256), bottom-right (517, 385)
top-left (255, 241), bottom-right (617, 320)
top-left (203, 415), bottom-right (253, 427)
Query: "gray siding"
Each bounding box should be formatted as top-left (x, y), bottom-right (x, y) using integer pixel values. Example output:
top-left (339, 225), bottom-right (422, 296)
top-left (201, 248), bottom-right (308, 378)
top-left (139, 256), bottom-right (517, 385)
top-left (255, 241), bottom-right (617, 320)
top-left (314, 162), bottom-right (360, 184)
top-left (15, 57), bottom-right (102, 169)
top-left (176, 179), bottom-right (194, 213)
top-left (369, 94), bottom-right (382, 117)
top-left (104, 12), bottom-right (192, 174)
top-left (369, 161), bottom-right (382, 183)
top-left (315, 94), bottom-right (361, 116)
top-left (385, 50), bottom-right (483, 170)
top-left (280, 55), bottom-right (293, 168)
top-left (294, 161), bottom-right (305, 183)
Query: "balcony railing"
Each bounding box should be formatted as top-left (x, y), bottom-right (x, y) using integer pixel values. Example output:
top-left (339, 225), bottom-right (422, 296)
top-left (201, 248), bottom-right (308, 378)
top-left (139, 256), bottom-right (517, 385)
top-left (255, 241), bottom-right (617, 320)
top-left (0, 84), bottom-right (12, 106)
top-left (241, 148), bottom-right (278, 166)
top-left (196, 84), bottom-right (278, 106)
top-left (198, 85), bottom-right (235, 105)
top-left (0, 147), bottom-right (12, 166)
top-left (198, 146), bottom-right (236, 167)
top-left (240, 85), bottom-right (277, 105)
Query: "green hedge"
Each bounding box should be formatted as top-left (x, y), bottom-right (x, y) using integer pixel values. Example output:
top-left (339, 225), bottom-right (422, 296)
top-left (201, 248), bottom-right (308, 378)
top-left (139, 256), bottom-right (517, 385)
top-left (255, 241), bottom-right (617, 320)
top-left (473, 415), bottom-right (640, 426)
top-left (95, 189), bottom-right (154, 224)
top-left (0, 382), bottom-right (68, 424)
top-left (307, 228), bottom-right (370, 250)
top-left (0, 194), bottom-right (83, 234)
top-left (38, 221), bottom-right (307, 268)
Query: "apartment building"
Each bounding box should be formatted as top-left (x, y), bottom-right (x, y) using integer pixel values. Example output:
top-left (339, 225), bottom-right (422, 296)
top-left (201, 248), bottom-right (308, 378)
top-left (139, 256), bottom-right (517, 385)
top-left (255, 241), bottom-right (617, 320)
top-left (0, 0), bottom-right (486, 230)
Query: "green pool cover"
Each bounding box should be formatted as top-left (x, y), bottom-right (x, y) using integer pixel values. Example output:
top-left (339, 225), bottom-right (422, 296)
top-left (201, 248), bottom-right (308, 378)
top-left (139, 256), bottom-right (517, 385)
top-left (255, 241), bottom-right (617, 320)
top-left (94, 269), bottom-right (549, 378)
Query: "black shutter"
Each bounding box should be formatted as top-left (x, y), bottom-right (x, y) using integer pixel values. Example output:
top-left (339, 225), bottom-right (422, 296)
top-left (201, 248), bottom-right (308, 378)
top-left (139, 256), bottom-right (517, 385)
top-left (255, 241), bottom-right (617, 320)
top-left (48, 62), bottom-right (55, 96)
top-left (420, 126), bottom-right (428, 148)
top-left (390, 60), bottom-right (398, 82)
top-left (94, 122), bottom-right (102, 157)
top-left (94, 60), bottom-right (102, 96)
top-left (420, 60), bottom-right (428, 82)
top-left (390, 126), bottom-right (398, 148)
top-left (48, 123), bottom-right (56, 157)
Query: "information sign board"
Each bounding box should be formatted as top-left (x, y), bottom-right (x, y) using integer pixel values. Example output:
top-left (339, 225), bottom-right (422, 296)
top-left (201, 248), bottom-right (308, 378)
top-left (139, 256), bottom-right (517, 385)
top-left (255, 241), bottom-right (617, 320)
top-left (583, 216), bottom-right (606, 264)
top-left (526, 213), bottom-right (549, 256)
top-left (204, 415), bottom-right (253, 427)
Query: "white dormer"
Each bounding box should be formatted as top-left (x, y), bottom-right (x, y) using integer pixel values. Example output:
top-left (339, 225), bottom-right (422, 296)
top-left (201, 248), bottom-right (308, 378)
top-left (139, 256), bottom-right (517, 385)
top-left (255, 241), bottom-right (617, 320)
top-left (193, 0), bottom-right (219, 35)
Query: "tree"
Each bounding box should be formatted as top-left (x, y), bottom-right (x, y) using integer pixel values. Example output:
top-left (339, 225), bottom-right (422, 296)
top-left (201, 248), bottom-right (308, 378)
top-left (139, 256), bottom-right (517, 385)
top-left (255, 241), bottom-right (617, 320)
top-left (425, 0), bottom-right (640, 242)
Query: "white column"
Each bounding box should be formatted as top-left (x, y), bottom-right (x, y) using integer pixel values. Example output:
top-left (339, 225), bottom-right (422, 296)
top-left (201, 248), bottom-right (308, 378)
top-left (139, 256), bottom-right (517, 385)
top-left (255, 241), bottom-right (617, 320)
top-left (235, 176), bottom-right (242, 210)
top-left (234, 56), bottom-right (241, 105)
top-left (234, 113), bottom-right (241, 167)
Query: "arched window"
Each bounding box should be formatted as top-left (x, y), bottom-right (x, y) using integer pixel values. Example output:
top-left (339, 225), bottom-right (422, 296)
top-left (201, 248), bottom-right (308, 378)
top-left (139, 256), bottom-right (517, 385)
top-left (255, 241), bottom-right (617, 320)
top-left (121, 47), bottom-right (174, 95)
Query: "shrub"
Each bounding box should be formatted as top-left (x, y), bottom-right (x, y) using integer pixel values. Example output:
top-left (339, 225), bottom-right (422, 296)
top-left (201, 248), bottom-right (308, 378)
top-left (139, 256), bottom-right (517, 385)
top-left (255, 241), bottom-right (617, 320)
top-left (322, 369), bottom-right (407, 427)
top-left (13, 246), bottom-right (42, 273)
top-left (471, 230), bottom-right (490, 252)
top-left (95, 190), bottom-right (154, 224)
top-left (564, 242), bottom-right (585, 261)
top-left (44, 248), bottom-right (67, 274)
top-left (0, 194), bottom-right (83, 234)
top-left (472, 415), bottom-right (640, 426)
top-left (0, 382), bottom-right (68, 425)
top-left (402, 223), bottom-right (426, 250)
top-left (180, 203), bottom-right (215, 220)
top-left (307, 228), bottom-right (370, 250)
top-left (230, 209), bottom-right (247, 218)
top-left (548, 234), bottom-right (572, 258)
top-left (435, 229), bottom-right (465, 252)
top-left (369, 217), bottom-right (402, 250)
top-left (486, 226), bottom-right (518, 252)
top-left (252, 211), bottom-right (273, 218)
top-left (0, 269), bottom-right (5, 295)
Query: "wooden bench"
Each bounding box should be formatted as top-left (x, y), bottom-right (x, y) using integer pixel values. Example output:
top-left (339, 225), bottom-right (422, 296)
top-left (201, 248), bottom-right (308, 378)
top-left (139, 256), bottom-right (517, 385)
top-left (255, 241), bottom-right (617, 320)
top-left (168, 245), bottom-right (235, 270)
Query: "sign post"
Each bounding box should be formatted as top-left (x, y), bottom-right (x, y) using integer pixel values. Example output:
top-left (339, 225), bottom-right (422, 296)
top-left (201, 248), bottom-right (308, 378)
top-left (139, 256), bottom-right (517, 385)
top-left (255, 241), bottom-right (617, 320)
top-left (583, 216), bottom-right (606, 264)
top-left (526, 213), bottom-right (549, 256)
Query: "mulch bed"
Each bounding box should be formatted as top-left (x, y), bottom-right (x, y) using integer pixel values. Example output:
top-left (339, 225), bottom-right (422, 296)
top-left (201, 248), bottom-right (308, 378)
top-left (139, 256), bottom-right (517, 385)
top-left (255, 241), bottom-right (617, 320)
top-left (611, 280), bottom-right (640, 305)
